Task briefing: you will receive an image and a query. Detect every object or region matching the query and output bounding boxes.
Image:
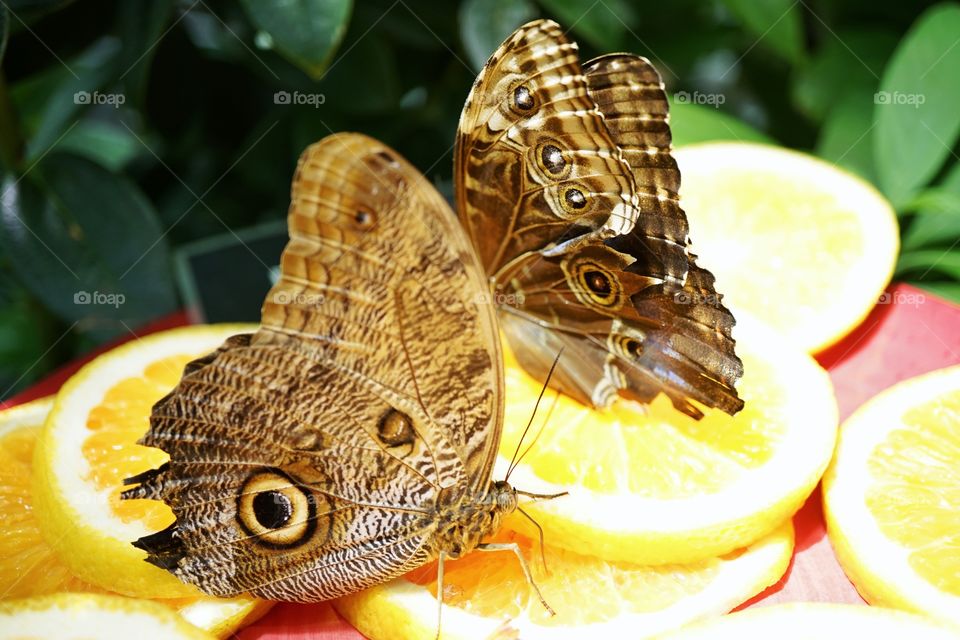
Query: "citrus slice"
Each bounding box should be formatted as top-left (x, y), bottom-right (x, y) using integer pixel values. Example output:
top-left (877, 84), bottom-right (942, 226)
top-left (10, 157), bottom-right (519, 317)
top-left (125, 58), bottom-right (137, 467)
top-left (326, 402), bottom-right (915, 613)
top-left (0, 397), bottom-right (93, 598)
top-left (0, 395), bottom-right (272, 637)
top-left (823, 365), bottom-right (960, 626)
top-left (32, 324), bottom-right (257, 598)
top-left (656, 603), bottom-right (960, 639)
top-left (499, 315), bottom-right (837, 564)
top-left (0, 593), bottom-right (215, 640)
top-left (673, 142), bottom-right (899, 353)
top-left (336, 521), bottom-right (793, 640)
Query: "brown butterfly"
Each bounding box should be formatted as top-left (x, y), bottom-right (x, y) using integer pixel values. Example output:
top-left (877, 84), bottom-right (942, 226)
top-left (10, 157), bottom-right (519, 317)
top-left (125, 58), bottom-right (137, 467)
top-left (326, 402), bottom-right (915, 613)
top-left (123, 133), bottom-right (554, 608)
top-left (456, 20), bottom-right (743, 418)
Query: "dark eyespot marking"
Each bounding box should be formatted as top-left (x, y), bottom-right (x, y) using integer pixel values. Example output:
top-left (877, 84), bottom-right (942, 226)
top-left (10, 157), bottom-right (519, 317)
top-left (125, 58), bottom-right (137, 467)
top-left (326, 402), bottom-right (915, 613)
top-left (585, 270), bottom-right (611, 296)
top-left (237, 469), bottom-right (319, 549)
top-left (568, 260), bottom-right (622, 309)
top-left (378, 408), bottom-right (415, 447)
top-left (541, 145), bottom-right (565, 174)
top-left (514, 85), bottom-right (534, 110)
top-left (624, 338), bottom-right (643, 358)
top-left (564, 188), bottom-right (587, 210)
top-left (354, 208), bottom-right (376, 229)
top-left (375, 150), bottom-right (395, 164)
top-left (253, 491), bottom-right (292, 529)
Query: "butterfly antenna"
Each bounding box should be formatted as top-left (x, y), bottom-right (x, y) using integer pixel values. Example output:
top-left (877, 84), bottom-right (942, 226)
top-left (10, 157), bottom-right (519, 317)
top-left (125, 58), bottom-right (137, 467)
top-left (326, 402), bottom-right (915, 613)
top-left (505, 348), bottom-right (564, 482)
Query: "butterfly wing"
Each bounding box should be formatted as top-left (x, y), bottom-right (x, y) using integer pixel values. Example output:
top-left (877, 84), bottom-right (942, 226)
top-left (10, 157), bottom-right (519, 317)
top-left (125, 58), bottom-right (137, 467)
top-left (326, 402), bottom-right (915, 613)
top-left (124, 133), bottom-right (503, 601)
top-left (455, 20), bottom-right (743, 418)
top-left (455, 19), bottom-right (641, 274)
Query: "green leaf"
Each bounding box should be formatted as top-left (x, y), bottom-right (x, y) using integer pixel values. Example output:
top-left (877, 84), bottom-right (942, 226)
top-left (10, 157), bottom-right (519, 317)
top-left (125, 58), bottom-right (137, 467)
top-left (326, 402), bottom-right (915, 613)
top-left (57, 120), bottom-right (143, 171)
top-left (0, 273), bottom-right (57, 398)
top-left (897, 249), bottom-right (960, 280)
top-left (816, 89), bottom-right (877, 183)
top-left (911, 280), bottom-right (960, 303)
top-left (874, 3), bottom-right (960, 208)
top-left (669, 100), bottom-right (773, 147)
top-left (903, 161), bottom-right (960, 249)
top-left (721, 0), bottom-right (805, 63)
top-left (239, 0), bottom-right (352, 79)
top-left (116, 0), bottom-right (174, 103)
top-left (0, 153), bottom-right (177, 339)
top-left (460, 0), bottom-right (537, 70)
top-left (0, 4), bottom-right (9, 65)
top-left (315, 32), bottom-right (398, 113)
top-left (537, 0), bottom-right (635, 50)
top-left (792, 29), bottom-right (897, 122)
top-left (25, 37), bottom-right (122, 162)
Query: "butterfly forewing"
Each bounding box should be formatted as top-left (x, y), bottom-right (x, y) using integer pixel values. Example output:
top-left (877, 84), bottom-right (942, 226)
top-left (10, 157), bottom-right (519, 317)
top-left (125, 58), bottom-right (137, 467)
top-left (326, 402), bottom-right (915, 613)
top-left (455, 19), bottom-right (641, 274)
top-left (125, 134), bottom-right (505, 601)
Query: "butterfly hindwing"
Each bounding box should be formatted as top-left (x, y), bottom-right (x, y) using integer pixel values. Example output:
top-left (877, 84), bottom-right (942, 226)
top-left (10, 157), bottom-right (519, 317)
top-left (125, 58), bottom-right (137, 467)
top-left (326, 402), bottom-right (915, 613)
top-left (124, 134), bottom-right (504, 601)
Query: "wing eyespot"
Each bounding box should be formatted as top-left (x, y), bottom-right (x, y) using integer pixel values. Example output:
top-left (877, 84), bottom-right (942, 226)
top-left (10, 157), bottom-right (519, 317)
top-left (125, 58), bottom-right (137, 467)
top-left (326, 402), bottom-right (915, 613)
top-left (534, 140), bottom-right (573, 181)
top-left (621, 337), bottom-right (644, 358)
top-left (237, 469), bottom-right (319, 549)
top-left (563, 187), bottom-right (587, 210)
top-left (354, 208), bottom-right (377, 230)
top-left (513, 84), bottom-right (535, 111)
top-left (377, 408), bottom-right (416, 447)
top-left (565, 260), bottom-right (623, 310)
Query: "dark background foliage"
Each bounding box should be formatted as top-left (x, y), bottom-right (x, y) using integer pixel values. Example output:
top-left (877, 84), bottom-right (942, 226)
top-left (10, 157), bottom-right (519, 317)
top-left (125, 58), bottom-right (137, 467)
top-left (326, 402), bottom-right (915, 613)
top-left (1, 0), bottom-right (958, 398)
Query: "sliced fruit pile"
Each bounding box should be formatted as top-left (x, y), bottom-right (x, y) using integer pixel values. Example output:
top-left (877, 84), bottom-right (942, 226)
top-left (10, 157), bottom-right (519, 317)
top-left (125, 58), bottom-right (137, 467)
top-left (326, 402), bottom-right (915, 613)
top-left (0, 325), bottom-right (271, 638)
top-left (824, 365), bottom-right (960, 627)
top-left (0, 593), bottom-right (216, 640)
top-left (656, 603), bottom-right (960, 639)
top-left (674, 142), bottom-right (899, 354)
top-left (497, 315), bottom-right (837, 565)
top-left (336, 315), bottom-right (839, 637)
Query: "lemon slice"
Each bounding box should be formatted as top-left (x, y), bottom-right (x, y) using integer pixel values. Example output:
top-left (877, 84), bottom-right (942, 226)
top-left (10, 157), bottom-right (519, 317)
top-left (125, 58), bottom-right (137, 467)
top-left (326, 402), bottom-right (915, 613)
top-left (656, 603), bottom-right (960, 639)
top-left (500, 316), bottom-right (837, 564)
top-left (32, 325), bottom-right (257, 598)
top-left (674, 142), bottom-right (899, 353)
top-left (0, 593), bottom-right (214, 640)
top-left (336, 522), bottom-right (793, 640)
top-left (0, 395), bottom-right (271, 637)
top-left (824, 365), bottom-right (960, 626)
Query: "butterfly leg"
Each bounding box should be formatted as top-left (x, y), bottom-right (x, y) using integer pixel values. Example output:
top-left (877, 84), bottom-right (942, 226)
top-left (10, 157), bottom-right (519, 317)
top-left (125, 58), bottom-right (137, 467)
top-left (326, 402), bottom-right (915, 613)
top-left (434, 551), bottom-right (447, 640)
top-left (476, 542), bottom-right (556, 616)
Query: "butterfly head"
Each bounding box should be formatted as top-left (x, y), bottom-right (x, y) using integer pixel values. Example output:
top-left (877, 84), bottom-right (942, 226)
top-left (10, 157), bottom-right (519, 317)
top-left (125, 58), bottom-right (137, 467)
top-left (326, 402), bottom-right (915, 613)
top-left (491, 479), bottom-right (519, 514)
